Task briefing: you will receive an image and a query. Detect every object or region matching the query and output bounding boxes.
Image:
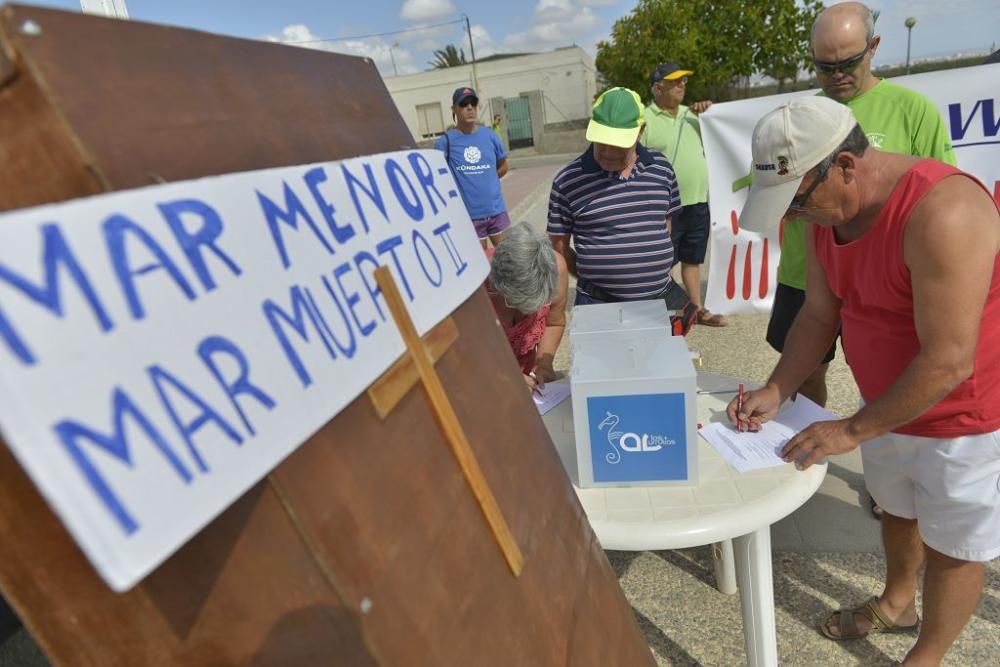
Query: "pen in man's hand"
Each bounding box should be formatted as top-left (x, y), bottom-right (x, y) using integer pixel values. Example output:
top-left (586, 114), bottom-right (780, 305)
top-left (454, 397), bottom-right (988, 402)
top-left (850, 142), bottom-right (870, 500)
top-left (737, 383), bottom-right (745, 432)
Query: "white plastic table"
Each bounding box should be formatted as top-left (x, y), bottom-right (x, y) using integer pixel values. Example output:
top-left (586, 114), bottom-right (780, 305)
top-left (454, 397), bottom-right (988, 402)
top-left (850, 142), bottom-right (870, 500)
top-left (541, 372), bottom-right (826, 667)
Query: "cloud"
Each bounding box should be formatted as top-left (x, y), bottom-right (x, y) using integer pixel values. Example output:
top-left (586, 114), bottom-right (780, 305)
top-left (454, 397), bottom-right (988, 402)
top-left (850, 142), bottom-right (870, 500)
top-left (397, 21), bottom-right (460, 50)
top-left (265, 23), bottom-right (323, 45)
top-left (263, 24), bottom-right (418, 76)
top-left (470, 24), bottom-right (500, 58)
top-left (400, 0), bottom-right (456, 22)
top-left (398, 21), bottom-right (498, 62)
top-left (504, 0), bottom-right (599, 52)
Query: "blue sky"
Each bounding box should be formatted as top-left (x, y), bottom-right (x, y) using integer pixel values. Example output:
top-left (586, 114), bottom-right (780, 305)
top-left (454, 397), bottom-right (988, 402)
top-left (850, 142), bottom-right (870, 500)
top-left (29, 1), bottom-right (999, 78)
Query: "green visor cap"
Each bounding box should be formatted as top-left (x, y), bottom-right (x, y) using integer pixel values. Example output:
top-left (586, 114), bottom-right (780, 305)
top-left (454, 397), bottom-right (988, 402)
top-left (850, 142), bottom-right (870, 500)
top-left (586, 87), bottom-right (644, 148)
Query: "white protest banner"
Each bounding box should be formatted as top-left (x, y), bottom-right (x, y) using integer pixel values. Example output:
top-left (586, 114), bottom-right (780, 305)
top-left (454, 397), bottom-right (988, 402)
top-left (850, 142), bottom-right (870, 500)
top-left (701, 63), bottom-right (1000, 315)
top-left (0, 150), bottom-right (488, 591)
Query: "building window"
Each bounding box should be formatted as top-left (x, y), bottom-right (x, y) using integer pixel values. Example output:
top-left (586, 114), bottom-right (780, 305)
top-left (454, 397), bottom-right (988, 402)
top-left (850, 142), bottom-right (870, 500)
top-left (416, 102), bottom-right (445, 138)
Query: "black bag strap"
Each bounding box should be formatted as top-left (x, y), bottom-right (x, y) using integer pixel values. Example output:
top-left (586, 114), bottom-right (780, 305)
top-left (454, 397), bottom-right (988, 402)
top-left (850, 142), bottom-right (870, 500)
top-left (443, 129), bottom-right (455, 172)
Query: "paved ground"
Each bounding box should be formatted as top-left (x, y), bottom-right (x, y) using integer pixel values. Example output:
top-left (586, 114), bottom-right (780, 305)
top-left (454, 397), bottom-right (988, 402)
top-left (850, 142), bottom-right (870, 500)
top-left (3, 151), bottom-right (997, 666)
top-left (502, 151), bottom-right (1000, 666)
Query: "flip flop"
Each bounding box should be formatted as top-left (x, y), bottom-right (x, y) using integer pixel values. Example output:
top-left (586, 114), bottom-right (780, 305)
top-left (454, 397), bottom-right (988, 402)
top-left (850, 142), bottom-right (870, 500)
top-left (819, 597), bottom-right (920, 641)
top-left (696, 309), bottom-right (729, 327)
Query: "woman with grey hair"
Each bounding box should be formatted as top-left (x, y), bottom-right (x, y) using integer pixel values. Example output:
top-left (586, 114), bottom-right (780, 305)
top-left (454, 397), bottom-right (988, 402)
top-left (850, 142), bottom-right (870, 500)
top-left (487, 223), bottom-right (568, 392)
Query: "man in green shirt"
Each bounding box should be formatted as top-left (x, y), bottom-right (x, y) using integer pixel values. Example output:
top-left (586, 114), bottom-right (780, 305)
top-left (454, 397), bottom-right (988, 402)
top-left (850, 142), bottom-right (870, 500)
top-left (768, 1), bottom-right (956, 407)
top-left (643, 62), bottom-right (727, 327)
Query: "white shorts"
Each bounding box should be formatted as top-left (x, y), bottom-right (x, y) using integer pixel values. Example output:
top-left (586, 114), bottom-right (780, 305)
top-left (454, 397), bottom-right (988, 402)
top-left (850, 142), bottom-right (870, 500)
top-left (862, 428), bottom-right (1000, 562)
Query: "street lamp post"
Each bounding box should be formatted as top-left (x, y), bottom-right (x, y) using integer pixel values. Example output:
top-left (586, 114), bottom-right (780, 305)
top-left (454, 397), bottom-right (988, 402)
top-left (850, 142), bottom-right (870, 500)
top-left (905, 17), bottom-right (917, 75)
top-left (463, 14), bottom-right (479, 96)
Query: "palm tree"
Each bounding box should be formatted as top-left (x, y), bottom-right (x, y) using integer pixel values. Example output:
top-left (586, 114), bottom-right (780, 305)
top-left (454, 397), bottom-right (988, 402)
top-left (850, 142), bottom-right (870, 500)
top-left (429, 44), bottom-right (468, 69)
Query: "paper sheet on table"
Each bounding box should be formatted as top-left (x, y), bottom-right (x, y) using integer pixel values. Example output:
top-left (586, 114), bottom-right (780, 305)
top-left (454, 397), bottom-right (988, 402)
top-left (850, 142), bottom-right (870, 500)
top-left (533, 381), bottom-right (571, 415)
top-left (698, 396), bottom-right (837, 473)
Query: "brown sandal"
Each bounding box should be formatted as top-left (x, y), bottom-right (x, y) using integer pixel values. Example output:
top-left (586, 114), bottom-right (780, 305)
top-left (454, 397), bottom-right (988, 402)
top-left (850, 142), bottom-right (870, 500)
top-left (696, 309), bottom-right (729, 327)
top-left (819, 597), bottom-right (920, 641)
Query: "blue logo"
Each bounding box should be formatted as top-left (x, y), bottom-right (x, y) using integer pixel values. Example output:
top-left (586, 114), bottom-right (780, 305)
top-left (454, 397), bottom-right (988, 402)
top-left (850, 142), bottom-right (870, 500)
top-left (948, 97), bottom-right (1000, 149)
top-left (587, 393), bottom-right (688, 482)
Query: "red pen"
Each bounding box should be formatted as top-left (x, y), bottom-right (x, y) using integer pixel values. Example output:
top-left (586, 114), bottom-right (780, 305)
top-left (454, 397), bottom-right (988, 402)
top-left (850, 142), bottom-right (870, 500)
top-left (737, 383), bottom-right (745, 432)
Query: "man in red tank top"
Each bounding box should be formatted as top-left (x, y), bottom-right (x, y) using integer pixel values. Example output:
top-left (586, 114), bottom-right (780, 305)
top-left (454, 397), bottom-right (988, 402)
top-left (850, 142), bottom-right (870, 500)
top-left (730, 96), bottom-right (1000, 666)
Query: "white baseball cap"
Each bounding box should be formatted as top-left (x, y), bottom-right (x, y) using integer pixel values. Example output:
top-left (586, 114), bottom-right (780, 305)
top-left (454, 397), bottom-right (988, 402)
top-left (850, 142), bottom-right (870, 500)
top-left (738, 96), bottom-right (859, 232)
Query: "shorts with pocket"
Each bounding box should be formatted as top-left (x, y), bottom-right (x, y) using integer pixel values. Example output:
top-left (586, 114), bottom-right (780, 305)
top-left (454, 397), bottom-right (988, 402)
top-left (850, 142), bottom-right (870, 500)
top-left (670, 202), bottom-right (711, 265)
top-left (862, 428), bottom-right (1000, 562)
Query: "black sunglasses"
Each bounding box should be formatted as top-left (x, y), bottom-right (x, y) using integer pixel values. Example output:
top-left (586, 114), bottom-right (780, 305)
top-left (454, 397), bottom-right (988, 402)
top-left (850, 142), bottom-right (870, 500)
top-left (458, 99), bottom-right (478, 108)
top-left (788, 162), bottom-right (833, 211)
top-left (813, 42), bottom-right (871, 75)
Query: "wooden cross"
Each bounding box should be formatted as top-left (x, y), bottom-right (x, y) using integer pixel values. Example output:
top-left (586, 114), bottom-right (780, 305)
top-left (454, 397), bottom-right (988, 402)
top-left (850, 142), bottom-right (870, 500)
top-left (367, 266), bottom-right (524, 577)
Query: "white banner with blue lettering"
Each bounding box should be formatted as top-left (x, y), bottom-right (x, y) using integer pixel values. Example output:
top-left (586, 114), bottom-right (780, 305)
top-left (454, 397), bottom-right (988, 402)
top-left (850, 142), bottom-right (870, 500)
top-left (0, 150), bottom-right (487, 591)
top-left (701, 63), bottom-right (1000, 315)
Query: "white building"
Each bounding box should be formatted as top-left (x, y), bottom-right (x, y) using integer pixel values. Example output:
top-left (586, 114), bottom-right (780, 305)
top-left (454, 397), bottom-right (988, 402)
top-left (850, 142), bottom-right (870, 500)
top-left (383, 46), bottom-right (597, 147)
top-left (79, 0), bottom-right (130, 19)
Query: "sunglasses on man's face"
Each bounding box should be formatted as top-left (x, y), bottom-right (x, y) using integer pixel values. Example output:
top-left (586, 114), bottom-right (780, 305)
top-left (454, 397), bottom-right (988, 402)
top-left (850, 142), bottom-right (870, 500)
top-left (813, 42), bottom-right (871, 75)
top-left (458, 100), bottom-right (478, 108)
top-left (788, 162), bottom-right (833, 211)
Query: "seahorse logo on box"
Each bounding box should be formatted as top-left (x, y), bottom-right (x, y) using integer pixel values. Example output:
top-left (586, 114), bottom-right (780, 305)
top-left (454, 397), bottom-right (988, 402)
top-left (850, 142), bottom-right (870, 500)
top-left (587, 393), bottom-right (688, 483)
top-left (597, 411), bottom-right (676, 463)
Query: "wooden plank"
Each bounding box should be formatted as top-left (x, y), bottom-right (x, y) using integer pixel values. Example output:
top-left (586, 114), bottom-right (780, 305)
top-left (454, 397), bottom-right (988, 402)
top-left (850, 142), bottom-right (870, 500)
top-left (367, 317), bottom-right (459, 420)
top-left (373, 266), bottom-right (524, 576)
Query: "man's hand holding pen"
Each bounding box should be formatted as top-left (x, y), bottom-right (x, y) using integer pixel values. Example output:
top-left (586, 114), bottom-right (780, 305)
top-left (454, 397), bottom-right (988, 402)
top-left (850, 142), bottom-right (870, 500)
top-left (726, 383), bottom-right (782, 433)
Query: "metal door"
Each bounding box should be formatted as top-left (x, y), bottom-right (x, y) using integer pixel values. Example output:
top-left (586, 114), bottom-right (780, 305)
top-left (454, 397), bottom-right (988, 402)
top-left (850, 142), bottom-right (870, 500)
top-left (503, 97), bottom-right (533, 149)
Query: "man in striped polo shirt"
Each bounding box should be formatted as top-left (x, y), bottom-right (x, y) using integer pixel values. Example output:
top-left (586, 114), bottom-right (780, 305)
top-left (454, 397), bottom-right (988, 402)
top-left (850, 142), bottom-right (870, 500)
top-left (547, 87), bottom-right (696, 331)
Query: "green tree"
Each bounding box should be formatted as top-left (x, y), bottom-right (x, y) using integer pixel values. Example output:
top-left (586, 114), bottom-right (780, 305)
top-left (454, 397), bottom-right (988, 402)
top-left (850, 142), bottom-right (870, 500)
top-left (429, 44), bottom-right (468, 69)
top-left (595, 0), bottom-right (822, 102)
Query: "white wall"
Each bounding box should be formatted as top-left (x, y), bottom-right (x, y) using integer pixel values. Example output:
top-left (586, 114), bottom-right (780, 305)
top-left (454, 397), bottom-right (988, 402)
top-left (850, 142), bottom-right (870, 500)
top-left (79, 0), bottom-right (130, 18)
top-left (384, 47), bottom-right (596, 141)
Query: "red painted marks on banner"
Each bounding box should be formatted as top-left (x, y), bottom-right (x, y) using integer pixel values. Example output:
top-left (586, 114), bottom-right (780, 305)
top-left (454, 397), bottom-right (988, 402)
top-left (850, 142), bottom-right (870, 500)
top-left (993, 180), bottom-right (999, 206)
top-left (759, 238), bottom-right (770, 298)
top-left (742, 241), bottom-right (753, 300)
top-left (726, 244), bottom-right (738, 299)
top-left (723, 208), bottom-right (774, 303)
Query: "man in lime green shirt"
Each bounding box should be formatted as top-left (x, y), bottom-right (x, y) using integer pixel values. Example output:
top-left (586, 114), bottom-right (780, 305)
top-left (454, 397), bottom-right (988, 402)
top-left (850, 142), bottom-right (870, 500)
top-left (768, 2), bottom-right (956, 408)
top-left (643, 62), bottom-right (727, 327)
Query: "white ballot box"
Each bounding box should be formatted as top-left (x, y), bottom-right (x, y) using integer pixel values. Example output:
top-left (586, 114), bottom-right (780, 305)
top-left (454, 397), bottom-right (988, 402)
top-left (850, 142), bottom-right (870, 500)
top-left (570, 334), bottom-right (697, 487)
top-left (569, 300), bottom-right (673, 343)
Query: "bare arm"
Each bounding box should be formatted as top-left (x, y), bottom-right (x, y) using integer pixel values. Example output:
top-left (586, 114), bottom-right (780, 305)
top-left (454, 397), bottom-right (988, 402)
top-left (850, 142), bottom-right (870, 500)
top-left (497, 157), bottom-right (509, 178)
top-left (533, 253), bottom-right (569, 383)
top-left (730, 224), bottom-right (842, 427)
top-left (549, 233), bottom-right (577, 277)
top-left (768, 226), bottom-right (843, 400)
top-left (780, 177), bottom-right (1000, 468)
